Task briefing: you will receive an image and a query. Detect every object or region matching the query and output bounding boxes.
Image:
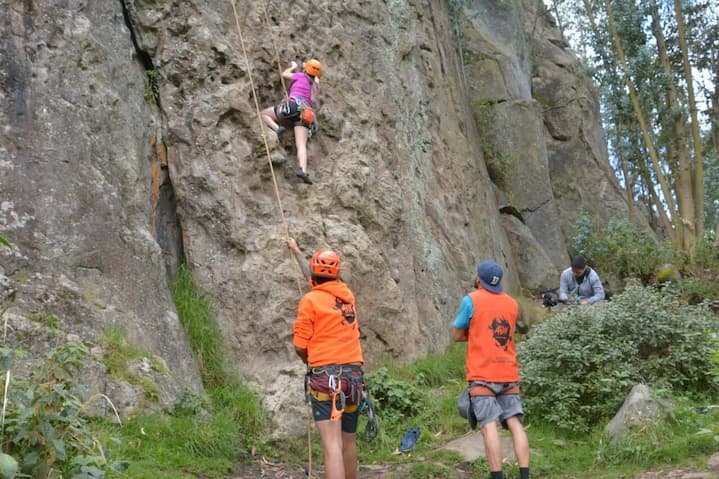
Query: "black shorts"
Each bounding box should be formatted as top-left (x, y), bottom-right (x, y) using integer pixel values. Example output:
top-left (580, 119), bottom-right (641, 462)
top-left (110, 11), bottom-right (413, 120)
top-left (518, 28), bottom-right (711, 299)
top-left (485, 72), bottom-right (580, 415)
top-left (274, 99), bottom-right (309, 128)
top-left (309, 396), bottom-right (360, 433)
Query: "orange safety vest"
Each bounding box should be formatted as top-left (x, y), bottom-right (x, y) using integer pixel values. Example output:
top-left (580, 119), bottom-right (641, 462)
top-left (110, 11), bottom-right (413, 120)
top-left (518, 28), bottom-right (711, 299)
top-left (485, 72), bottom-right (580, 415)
top-left (465, 288), bottom-right (520, 383)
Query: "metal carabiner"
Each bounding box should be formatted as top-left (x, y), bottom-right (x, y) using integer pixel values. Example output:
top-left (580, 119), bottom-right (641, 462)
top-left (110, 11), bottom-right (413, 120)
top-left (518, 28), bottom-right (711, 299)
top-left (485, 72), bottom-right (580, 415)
top-left (329, 376), bottom-right (344, 421)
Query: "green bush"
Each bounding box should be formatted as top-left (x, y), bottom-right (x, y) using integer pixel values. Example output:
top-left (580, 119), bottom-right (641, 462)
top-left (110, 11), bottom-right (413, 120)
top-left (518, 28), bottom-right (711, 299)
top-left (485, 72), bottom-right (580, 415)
top-left (570, 215), bottom-right (666, 284)
top-left (364, 367), bottom-right (423, 425)
top-left (1, 343), bottom-right (127, 478)
top-left (518, 282), bottom-right (719, 432)
top-left (678, 239), bottom-right (719, 305)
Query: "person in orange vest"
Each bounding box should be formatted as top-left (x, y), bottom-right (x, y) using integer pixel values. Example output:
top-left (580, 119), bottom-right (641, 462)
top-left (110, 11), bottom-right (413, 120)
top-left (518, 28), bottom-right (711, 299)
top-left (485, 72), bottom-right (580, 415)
top-left (453, 260), bottom-right (530, 479)
top-left (288, 237), bottom-right (364, 479)
top-left (261, 59), bottom-right (321, 185)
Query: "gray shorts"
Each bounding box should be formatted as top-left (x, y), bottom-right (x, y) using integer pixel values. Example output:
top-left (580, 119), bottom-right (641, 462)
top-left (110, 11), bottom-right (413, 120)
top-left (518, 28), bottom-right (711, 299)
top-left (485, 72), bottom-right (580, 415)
top-left (471, 393), bottom-right (524, 429)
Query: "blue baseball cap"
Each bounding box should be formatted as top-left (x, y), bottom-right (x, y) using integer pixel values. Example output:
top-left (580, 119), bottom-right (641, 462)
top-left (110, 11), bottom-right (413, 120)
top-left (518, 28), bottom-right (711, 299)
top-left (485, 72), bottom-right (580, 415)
top-left (477, 260), bottom-right (503, 293)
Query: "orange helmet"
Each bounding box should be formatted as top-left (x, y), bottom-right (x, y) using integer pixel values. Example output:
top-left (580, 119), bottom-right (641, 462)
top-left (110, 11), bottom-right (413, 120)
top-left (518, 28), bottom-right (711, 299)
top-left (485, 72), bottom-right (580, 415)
top-left (310, 248), bottom-right (341, 278)
top-left (304, 59), bottom-right (322, 77)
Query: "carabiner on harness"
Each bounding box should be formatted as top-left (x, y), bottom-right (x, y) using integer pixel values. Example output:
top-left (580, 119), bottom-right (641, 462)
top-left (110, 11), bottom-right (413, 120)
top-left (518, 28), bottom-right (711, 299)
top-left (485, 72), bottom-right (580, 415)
top-left (329, 375), bottom-right (345, 421)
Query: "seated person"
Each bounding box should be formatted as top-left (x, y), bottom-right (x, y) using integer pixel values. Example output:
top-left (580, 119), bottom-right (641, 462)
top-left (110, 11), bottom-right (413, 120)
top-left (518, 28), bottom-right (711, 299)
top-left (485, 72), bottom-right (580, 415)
top-left (558, 255), bottom-right (605, 305)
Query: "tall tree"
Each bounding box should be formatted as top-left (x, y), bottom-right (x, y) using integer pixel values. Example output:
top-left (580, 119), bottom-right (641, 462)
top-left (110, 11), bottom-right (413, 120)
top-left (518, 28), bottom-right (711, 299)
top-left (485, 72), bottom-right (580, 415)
top-left (549, 0), bottom-right (717, 256)
top-left (674, 0), bottom-right (705, 244)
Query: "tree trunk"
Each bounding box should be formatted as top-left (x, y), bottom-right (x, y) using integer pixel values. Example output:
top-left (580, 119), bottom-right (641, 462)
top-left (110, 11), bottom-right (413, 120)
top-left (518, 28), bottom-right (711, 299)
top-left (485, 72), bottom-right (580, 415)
top-left (550, 0), bottom-right (565, 39)
top-left (632, 133), bottom-right (675, 240)
top-left (674, 0), bottom-right (705, 246)
top-left (713, 45), bottom-right (719, 156)
top-left (652, 0), bottom-right (695, 252)
top-left (603, 0), bottom-right (678, 237)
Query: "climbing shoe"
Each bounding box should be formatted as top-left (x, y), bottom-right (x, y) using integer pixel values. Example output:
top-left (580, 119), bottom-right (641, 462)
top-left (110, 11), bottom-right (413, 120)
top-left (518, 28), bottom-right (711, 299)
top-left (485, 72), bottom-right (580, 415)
top-left (274, 126), bottom-right (286, 135)
top-left (296, 170), bottom-right (313, 185)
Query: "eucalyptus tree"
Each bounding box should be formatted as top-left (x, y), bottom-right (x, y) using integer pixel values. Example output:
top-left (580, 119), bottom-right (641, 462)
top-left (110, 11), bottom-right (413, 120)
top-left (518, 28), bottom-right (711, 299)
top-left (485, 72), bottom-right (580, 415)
top-left (546, 0), bottom-right (718, 253)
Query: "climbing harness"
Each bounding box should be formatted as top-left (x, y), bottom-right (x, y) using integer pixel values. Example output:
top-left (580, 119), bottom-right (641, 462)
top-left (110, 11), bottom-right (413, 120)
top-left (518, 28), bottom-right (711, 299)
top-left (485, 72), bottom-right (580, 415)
top-left (276, 96), bottom-right (315, 127)
top-left (275, 95), bottom-right (319, 138)
top-left (306, 365), bottom-right (364, 418)
top-left (468, 380), bottom-right (520, 396)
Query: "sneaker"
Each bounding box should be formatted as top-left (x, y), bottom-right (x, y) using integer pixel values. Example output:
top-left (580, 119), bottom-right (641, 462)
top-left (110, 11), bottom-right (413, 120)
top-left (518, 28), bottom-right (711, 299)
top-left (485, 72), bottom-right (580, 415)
top-left (296, 170), bottom-right (313, 185)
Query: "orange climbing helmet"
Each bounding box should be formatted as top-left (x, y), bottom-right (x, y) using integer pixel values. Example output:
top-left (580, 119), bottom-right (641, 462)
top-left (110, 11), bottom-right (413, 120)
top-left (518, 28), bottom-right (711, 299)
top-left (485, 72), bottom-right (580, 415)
top-left (310, 248), bottom-right (341, 279)
top-left (304, 59), bottom-right (322, 77)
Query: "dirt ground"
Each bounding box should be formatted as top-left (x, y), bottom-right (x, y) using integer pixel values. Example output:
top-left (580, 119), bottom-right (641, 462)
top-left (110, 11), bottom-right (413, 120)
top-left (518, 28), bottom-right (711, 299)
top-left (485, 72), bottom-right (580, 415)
top-left (227, 459), bottom-right (474, 479)
top-left (225, 458), bottom-right (719, 479)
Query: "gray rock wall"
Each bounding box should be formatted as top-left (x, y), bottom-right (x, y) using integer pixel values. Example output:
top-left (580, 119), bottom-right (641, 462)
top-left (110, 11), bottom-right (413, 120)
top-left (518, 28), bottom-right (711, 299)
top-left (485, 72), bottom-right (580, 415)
top-left (0, 0), bottom-right (637, 435)
top-left (0, 0), bottom-right (201, 411)
top-left (122, 0), bottom-right (518, 435)
top-left (456, 0), bottom-right (639, 278)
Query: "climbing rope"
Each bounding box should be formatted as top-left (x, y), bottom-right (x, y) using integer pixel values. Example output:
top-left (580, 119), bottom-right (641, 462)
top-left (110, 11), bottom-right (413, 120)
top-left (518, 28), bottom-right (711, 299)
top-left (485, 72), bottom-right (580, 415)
top-left (228, 0), bottom-right (304, 294)
top-left (228, 2), bottom-right (313, 476)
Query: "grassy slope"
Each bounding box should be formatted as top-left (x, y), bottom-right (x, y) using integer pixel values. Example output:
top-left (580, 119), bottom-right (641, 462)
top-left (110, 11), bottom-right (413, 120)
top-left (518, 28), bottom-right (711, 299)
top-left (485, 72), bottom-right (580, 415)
top-left (98, 266), bottom-right (718, 478)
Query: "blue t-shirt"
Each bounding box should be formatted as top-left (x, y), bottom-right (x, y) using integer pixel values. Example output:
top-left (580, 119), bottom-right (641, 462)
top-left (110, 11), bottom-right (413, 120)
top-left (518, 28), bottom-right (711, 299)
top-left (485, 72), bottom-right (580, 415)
top-left (453, 295), bottom-right (473, 329)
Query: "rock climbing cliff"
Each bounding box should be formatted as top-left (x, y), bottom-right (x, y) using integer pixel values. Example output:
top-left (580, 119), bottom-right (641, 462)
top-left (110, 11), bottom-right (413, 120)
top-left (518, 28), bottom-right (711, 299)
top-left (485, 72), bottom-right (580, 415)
top-left (0, 0), bottom-right (635, 435)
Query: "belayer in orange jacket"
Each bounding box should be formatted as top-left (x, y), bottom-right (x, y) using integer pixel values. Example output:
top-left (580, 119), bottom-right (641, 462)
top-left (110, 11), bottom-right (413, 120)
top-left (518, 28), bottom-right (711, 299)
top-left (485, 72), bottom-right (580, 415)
top-left (289, 238), bottom-right (364, 479)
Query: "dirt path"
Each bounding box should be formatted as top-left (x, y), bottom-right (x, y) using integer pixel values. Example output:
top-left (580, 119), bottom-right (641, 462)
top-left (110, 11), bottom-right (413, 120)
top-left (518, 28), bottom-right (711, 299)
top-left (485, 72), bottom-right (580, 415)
top-left (226, 460), bottom-right (719, 479)
top-left (227, 460), bottom-right (472, 479)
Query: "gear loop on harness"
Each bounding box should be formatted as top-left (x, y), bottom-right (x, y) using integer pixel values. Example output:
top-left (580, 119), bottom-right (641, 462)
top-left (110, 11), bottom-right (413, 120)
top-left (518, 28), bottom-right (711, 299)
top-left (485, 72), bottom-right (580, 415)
top-left (306, 364), bottom-right (364, 421)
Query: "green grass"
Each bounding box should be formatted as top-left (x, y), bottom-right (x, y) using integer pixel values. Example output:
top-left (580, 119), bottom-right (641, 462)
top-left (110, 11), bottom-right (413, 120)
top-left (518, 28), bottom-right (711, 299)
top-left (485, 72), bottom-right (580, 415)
top-left (272, 340), bottom-right (719, 478)
top-left (93, 266), bottom-right (719, 478)
top-left (170, 263), bottom-right (226, 387)
top-left (97, 264), bottom-right (268, 478)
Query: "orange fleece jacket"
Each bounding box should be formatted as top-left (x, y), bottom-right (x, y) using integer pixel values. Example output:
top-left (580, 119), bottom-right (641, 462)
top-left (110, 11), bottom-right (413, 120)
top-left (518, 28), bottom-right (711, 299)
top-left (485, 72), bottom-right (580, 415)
top-left (293, 280), bottom-right (364, 368)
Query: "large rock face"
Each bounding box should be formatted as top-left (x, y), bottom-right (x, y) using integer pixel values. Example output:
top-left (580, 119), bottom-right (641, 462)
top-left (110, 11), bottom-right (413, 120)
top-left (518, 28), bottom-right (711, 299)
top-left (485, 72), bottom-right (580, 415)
top-left (0, 0), bottom-right (636, 435)
top-left (124, 0), bottom-right (517, 435)
top-left (0, 1), bottom-right (201, 411)
top-left (525, 1), bottom-right (634, 242)
top-left (456, 0), bottom-right (638, 272)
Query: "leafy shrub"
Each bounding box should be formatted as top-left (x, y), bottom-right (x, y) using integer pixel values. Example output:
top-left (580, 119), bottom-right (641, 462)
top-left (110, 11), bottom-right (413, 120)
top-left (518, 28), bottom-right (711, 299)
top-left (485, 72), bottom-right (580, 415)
top-left (364, 367), bottom-right (423, 424)
top-left (518, 282), bottom-right (719, 432)
top-left (570, 215), bottom-right (666, 284)
top-left (693, 238), bottom-right (719, 272)
top-left (1, 343), bottom-right (126, 478)
top-left (678, 239), bottom-right (719, 306)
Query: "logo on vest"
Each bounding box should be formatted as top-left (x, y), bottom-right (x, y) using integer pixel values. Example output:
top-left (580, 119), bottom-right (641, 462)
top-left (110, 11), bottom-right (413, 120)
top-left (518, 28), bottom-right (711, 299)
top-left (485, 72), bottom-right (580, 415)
top-left (488, 317), bottom-right (511, 350)
top-left (334, 298), bottom-right (356, 324)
